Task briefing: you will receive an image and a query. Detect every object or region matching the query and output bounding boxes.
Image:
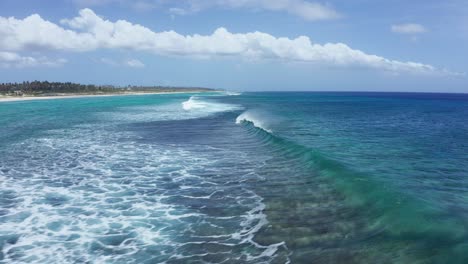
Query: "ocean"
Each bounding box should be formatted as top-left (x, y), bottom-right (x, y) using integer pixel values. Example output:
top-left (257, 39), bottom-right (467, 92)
top-left (1, 92), bottom-right (468, 263)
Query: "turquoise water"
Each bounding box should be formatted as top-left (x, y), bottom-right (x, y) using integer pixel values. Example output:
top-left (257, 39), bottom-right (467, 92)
top-left (0, 92), bottom-right (468, 263)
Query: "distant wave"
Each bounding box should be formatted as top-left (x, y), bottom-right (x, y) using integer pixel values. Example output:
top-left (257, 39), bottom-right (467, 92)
top-left (101, 96), bottom-right (241, 123)
top-left (225, 91), bottom-right (242, 96)
top-left (182, 96), bottom-right (241, 113)
top-left (182, 96), bottom-right (206, 110)
top-left (236, 111), bottom-right (273, 133)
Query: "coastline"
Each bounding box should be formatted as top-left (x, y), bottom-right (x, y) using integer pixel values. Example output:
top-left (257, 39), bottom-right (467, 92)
top-left (0, 91), bottom-right (215, 103)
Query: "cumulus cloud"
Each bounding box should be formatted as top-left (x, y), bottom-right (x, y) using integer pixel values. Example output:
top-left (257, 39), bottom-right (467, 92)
top-left (169, 0), bottom-right (340, 21)
top-left (0, 51), bottom-right (66, 68)
top-left (0, 14), bottom-right (97, 51)
top-left (0, 9), bottom-right (457, 75)
top-left (391, 23), bottom-right (427, 34)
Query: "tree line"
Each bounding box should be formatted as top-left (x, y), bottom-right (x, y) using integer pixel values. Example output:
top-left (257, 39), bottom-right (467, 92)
top-left (0, 81), bottom-right (214, 95)
top-left (0, 81), bottom-right (116, 94)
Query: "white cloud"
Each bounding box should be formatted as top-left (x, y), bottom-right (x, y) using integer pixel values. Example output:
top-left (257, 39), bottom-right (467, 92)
top-left (0, 13), bottom-right (97, 51)
top-left (132, 1), bottom-right (158, 11)
top-left (0, 51), bottom-right (66, 68)
top-left (169, 0), bottom-right (340, 21)
top-left (0, 9), bottom-right (458, 75)
top-left (391, 23), bottom-right (427, 34)
top-left (99, 57), bottom-right (118, 66)
top-left (168, 7), bottom-right (190, 16)
top-left (99, 57), bottom-right (145, 67)
top-left (126, 59), bottom-right (145, 67)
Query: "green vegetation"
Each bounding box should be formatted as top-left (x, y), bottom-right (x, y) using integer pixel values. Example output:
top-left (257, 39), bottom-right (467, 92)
top-left (0, 81), bottom-right (216, 97)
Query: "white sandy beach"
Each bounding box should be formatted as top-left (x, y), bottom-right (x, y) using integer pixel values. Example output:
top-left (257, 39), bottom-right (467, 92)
top-left (0, 91), bottom-right (211, 103)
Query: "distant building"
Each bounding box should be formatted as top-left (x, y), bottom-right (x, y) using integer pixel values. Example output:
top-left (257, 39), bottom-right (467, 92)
top-left (13, 90), bottom-right (23, 96)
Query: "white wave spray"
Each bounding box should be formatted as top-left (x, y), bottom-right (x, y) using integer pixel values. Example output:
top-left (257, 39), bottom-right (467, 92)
top-left (101, 96), bottom-right (241, 123)
top-left (225, 91), bottom-right (242, 96)
top-left (236, 111), bottom-right (273, 133)
top-left (182, 96), bottom-right (241, 113)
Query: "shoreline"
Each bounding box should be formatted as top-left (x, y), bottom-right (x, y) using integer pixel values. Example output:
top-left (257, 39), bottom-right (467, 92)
top-left (0, 91), bottom-right (215, 103)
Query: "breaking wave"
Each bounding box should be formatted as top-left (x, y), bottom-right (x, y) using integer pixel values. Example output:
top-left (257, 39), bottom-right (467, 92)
top-left (236, 111), bottom-right (273, 133)
top-left (225, 91), bottom-right (242, 96)
top-left (182, 96), bottom-right (241, 112)
top-left (100, 96), bottom-right (241, 123)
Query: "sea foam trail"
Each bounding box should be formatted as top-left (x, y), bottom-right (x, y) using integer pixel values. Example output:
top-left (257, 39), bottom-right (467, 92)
top-left (236, 111), bottom-right (273, 133)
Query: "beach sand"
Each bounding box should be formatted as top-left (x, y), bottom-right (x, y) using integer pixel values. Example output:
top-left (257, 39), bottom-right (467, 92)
top-left (0, 91), bottom-right (212, 103)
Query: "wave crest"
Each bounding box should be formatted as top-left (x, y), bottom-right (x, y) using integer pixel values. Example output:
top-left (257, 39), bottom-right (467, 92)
top-left (236, 111), bottom-right (273, 133)
top-left (182, 96), bottom-right (241, 113)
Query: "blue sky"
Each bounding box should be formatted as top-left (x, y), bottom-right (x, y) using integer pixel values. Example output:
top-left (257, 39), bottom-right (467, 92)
top-left (0, 0), bottom-right (467, 92)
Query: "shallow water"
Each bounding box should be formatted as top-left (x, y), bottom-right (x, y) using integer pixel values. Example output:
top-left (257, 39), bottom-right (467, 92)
top-left (1, 92), bottom-right (468, 263)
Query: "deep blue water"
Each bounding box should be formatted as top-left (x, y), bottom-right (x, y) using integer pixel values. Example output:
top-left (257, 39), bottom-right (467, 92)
top-left (0, 92), bottom-right (468, 263)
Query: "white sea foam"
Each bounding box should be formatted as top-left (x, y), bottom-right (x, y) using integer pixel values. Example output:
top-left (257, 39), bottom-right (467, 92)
top-left (0, 94), bottom-right (289, 262)
top-left (182, 96), bottom-right (203, 110)
top-left (236, 111), bottom-right (273, 133)
top-left (0, 121), bottom-right (284, 262)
